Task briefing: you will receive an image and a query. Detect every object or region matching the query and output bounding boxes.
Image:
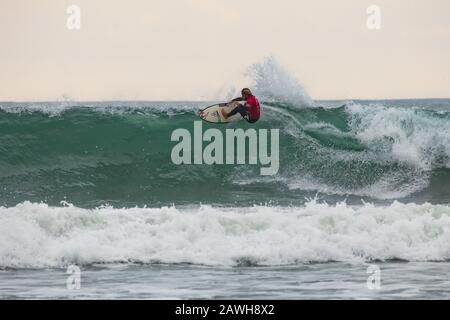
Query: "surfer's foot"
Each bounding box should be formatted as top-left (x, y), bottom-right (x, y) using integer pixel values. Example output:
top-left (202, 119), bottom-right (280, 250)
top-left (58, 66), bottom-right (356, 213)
top-left (221, 109), bottom-right (229, 119)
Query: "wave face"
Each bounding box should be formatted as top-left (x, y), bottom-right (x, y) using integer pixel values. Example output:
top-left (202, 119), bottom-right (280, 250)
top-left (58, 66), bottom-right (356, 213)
top-left (1, 200), bottom-right (450, 268)
top-left (1, 56), bottom-right (450, 270)
top-left (1, 99), bottom-right (450, 207)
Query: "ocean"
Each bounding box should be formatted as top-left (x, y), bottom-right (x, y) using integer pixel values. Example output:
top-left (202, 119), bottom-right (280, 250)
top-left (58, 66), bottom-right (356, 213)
top-left (0, 98), bottom-right (450, 299)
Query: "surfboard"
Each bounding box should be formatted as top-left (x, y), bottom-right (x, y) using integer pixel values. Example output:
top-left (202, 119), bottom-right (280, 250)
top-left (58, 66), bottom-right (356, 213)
top-left (199, 101), bottom-right (243, 124)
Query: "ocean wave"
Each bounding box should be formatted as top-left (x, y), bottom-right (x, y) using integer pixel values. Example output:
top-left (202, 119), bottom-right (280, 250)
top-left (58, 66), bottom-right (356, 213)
top-left (1, 200), bottom-right (450, 268)
top-left (1, 57), bottom-right (450, 205)
top-left (0, 100), bottom-right (450, 206)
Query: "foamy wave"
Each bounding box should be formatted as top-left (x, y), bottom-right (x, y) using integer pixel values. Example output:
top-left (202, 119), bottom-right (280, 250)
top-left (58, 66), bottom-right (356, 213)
top-left (346, 103), bottom-right (450, 170)
top-left (0, 102), bottom-right (202, 116)
top-left (248, 56), bottom-right (313, 106)
top-left (1, 201), bottom-right (450, 268)
top-left (215, 56), bottom-right (313, 107)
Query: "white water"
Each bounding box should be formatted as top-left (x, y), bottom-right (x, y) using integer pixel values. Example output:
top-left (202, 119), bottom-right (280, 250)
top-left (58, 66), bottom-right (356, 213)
top-left (1, 200), bottom-right (450, 268)
top-left (346, 103), bottom-right (450, 170)
top-left (216, 56), bottom-right (313, 106)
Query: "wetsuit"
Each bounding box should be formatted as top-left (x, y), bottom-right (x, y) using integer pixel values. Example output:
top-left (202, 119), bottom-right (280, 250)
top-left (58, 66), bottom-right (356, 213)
top-left (228, 95), bottom-right (261, 123)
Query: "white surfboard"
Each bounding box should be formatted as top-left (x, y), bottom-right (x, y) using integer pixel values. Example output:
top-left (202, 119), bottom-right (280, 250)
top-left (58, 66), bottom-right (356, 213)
top-left (199, 101), bottom-right (243, 124)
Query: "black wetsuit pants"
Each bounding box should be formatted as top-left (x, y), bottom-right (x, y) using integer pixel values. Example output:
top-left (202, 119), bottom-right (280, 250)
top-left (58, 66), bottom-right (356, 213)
top-left (228, 104), bottom-right (258, 123)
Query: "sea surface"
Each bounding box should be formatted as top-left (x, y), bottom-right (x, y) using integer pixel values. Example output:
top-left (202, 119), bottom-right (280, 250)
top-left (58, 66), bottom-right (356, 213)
top-left (1, 98), bottom-right (450, 299)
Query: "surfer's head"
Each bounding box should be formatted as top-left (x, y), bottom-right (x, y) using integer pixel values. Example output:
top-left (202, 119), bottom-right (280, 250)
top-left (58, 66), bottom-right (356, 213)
top-left (241, 88), bottom-right (253, 99)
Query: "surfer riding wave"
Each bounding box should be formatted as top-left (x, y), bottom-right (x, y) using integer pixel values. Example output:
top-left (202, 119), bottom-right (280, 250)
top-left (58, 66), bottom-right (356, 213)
top-left (221, 88), bottom-right (261, 123)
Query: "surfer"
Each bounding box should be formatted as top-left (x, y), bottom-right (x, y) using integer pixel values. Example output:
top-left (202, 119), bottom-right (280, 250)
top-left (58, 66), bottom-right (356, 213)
top-left (221, 88), bottom-right (260, 123)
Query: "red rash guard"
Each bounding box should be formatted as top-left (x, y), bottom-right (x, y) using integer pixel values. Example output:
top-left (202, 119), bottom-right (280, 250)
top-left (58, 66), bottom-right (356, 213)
top-left (245, 95), bottom-right (260, 122)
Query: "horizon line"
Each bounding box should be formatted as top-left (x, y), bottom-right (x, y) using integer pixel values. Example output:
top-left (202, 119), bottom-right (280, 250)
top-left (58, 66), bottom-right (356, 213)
top-left (1, 97), bottom-right (450, 104)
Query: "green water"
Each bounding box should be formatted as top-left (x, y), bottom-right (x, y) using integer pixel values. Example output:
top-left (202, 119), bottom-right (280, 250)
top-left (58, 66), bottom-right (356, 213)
top-left (0, 100), bottom-right (449, 207)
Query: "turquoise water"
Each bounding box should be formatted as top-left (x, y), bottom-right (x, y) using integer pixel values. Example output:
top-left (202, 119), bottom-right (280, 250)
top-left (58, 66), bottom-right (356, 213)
top-left (1, 100), bottom-right (449, 208)
top-left (1, 99), bottom-right (450, 299)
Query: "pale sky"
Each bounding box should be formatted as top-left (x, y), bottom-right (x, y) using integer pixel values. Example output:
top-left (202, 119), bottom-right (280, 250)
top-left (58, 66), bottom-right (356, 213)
top-left (1, 0), bottom-right (449, 101)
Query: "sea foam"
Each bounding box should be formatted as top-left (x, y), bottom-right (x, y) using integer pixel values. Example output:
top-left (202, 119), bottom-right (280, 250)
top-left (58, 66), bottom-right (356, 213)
top-left (1, 200), bottom-right (449, 268)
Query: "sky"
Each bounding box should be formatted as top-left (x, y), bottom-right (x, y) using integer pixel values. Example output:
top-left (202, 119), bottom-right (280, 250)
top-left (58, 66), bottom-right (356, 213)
top-left (0, 0), bottom-right (449, 101)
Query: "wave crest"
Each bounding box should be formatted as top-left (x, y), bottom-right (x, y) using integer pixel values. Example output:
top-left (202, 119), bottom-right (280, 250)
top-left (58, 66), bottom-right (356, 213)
top-left (1, 200), bottom-right (450, 268)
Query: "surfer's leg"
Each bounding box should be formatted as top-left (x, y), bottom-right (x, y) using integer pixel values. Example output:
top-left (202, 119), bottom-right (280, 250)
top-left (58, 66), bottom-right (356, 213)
top-left (227, 105), bottom-right (248, 118)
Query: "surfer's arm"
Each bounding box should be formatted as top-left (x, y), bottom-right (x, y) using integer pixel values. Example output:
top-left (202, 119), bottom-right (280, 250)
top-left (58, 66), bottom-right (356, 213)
top-left (231, 97), bottom-right (245, 102)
